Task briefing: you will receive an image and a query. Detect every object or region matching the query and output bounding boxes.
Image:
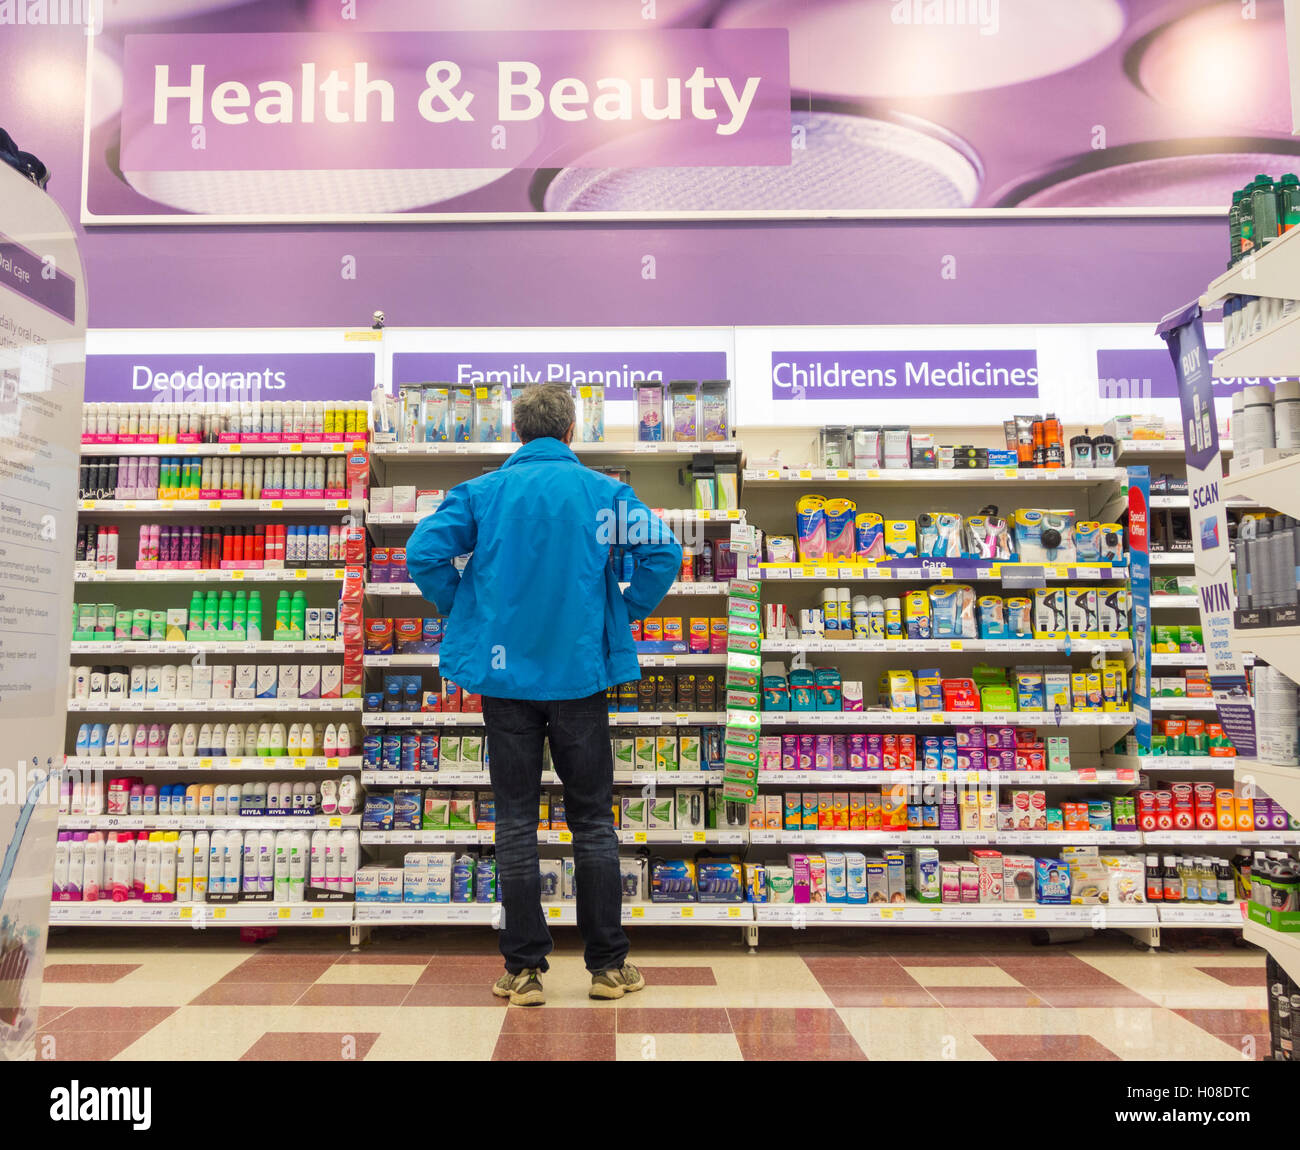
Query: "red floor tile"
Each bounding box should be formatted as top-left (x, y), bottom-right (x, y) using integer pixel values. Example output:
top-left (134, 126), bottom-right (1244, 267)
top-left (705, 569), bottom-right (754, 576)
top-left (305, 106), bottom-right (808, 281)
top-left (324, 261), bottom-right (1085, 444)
top-left (492, 1034), bottom-right (616, 1060)
top-left (727, 1007), bottom-right (854, 1037)
top-left (38, 1006), bottom-right (175, 1032)
top-left (42, 964), bottom-right (142, 983)
top-left (991, 955), bottom-right (1131, 989)
top-left (975, 1034), bottom-right (1120, 1061)
top-left (333, 952), bottom-right (433, 967)
top-left (637, 966), bottom-right (717, 986)
top-left (1196, 966), bottom-right (1265, 987)
top-left (219, 957), bottom-right (337, 984)
top-left (241, 1032), bottom-right (380, 1061)
top-left (924, 987), bottom-right (1050, 1008)
top-left (403, 984), bottom-right (510, 1007)
top-left (499, 1007), bottom-right (616, 1034)
top-left (614, 1008), bottom-right (731, 1033)
top-left (1174, 1008), bottom-right (1270, 1035)
top-left (1031, 987), bottom-right (1157, 1008)
top-left (295, 983), bottom-right (410, 1007)
top-left (35, 1030), bottom-right (152, 1061)
top-left (189, 982), bottom-right (311, 1007)
top-left (891, 954), bottom-right (997, 966)
top-left (414, 960), bottom-right (511, 986)
top-left (802, 959), bottom-right (922, 988)
top-left (37, 1005), bottom-right (72, 1027)
top-left (823, 987), bottom-right (941, 1008)
top-left (735, 1033), bottom-right (868, 1061)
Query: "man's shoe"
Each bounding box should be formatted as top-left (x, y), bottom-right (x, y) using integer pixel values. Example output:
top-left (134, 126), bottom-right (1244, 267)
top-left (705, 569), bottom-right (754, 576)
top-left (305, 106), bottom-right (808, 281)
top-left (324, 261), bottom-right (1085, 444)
top-left (589, 962), bottom-right (646, 1000)
top-left (493, 967), bottom-right (545, 1006)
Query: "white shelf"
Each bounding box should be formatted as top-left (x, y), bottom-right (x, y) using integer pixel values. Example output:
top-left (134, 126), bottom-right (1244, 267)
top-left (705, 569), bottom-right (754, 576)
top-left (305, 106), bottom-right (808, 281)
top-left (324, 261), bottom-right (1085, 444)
top-left (58, 814), bottom-right (360, 831)
top-left (743, 467), bottom-right (1127, 486)
top-left (750, 830), bottom-right (1139, 846)
top-left (1150, 552), bottom-right (1197, 566)
top-left (71, 641), bottom-right (343, 656)
top-left (368, 507), bottom-right (743, 528)
top-left (1119, 439), bottom-right (1233, 457)
top-left (1105, 755), bottom-right (1238, 772)
top-left (1203, 227), bottom-right (1300, 305)
top-left (365, 579), bottom-right (731, 598)
top-left (1244, 920), bottom-right (1300, 982)
top-left (1151, 494), bottom-right (1189, 509)
top-left (68, 698), bottom-right (360, 713)
top-left (358, 828), bottom-right (744, 847)
top-left (1213, 311), bottom-right (1300, 378)
top-left (1235, 760), bottom-right (1300, 820)
top-left (1152, 596), bottom-right (1199, 610)
top-left (762, 637), bottom-right (1129, 655)
top-left (1152, 652), bottom-right (1207, 666)
top-left (355, 902), bottom-right (748, 925)
top-left (755, 768), bottom-right (1138, 786)
top-left (80, 498), bottom-right (360, 514)
top-left (74, 568), bottom-right (347, 584)
top-left (753, 903), bottom-right (1157, 926)
top-left (1151, 697), bottom-right (1220, 712)
top-left (1229, 625), bottom-right (1300, 683)
top-left (758, 711), bottom-right (1134, 728)
top-left (371, 441), bottom-right (740, 459)
top-left (1144, 830), bottom-right (1300, 846)
top-left (49, 902), bottom-right (355, 925)
top-left (65, 756), bottom-right (362, 772)
top-left (756, 561), bottom-right (1128, 583)
top-left (354, 903), bottom-right (502, 924)
top-left (80, 441), bottom-right (363, 457)
top-left (360, 770), bottom-right (722, 786)
top-left (363, 654), bottom-right (439, 667)
top-left (362, 711), bottom-right (727, 728)
top-left (1224, 454), bottom-right (1300, 518)
top-left (1158, 904), bottom-right (1244, 927)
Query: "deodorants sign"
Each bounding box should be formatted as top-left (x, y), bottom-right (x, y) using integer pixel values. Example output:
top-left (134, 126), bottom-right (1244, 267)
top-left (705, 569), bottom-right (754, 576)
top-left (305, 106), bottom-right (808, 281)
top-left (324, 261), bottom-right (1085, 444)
top-left (770, 350), bottom-right (1039, 400)
top-left (1126, 468), bottom-right (1153, 752)
top-left (84, 354), bottom-right (377, 404)
top-left (1156, 302), bottom-right (1257, 757)
top-left (392, 352), bottom-right (728, 398)
top-left (1094, 348), bottom-right (1277, 401)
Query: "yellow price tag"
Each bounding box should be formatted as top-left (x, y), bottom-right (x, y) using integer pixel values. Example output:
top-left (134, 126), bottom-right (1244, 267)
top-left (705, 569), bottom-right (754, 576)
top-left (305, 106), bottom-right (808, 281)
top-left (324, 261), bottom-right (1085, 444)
top-left (679, 906), bottom-right (694, 918)
top-left (558, 831), bottom-right (573, 844)
top-left (726, 509), bottom-right (740, 519)
top-left (1022, 908), bottom-right (1037, 920)
top-left (208, 501), bottom-right (221, 510)
top-left (329, 817), bottom-right (342, 828)
top-left (630, 906), bottom-right (645, 918)
top-left (213, 907), bottom-right (227, 919)
top-left (271, 500), bottom-right (284, 510)
top-left (547, 907), bottom-right (563, 919)
top-left (295, 570), bottom-right (308, 579)
top-left (278, 907), bottom-right (292, 919)
top-left (797, 469), bottom-right (812, 479)
top-left (179, 906), bottom-right (192, 919)
top-left (199, 758), bottom-right (212, 769)
top-left (311, 907), bottom-right (324, 919)
top-left (949, 640), bottom-right (963, 651)
top-left (691, 831), bottom-right (706, 842)
top-left (633, 832), bottom-right (646, 843)
top-left (290, 444), bottom-right (303, 453)
top-left (81, 500), bottom-right (94, 511)
top-left (228, 444), bottom-right (242, 453)
top-left (834, 469), bottom-right (849, 479)
top-left (880, 908), bottom-right (895, 919)
top-left (727, 906), bottom-right (742, 918)
top-left (231, 570), bottom-right (244, 580)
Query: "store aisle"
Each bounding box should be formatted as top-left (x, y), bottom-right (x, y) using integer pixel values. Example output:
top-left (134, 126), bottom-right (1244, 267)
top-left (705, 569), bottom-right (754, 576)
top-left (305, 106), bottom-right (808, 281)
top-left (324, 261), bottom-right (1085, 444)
top-left (35, 930), bottom-right (1266, 1061)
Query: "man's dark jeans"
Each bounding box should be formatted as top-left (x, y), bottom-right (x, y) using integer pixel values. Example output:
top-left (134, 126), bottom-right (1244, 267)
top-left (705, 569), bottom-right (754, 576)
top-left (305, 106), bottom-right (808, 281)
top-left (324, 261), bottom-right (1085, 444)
top-left (481, 691), bottom-right (628, 974)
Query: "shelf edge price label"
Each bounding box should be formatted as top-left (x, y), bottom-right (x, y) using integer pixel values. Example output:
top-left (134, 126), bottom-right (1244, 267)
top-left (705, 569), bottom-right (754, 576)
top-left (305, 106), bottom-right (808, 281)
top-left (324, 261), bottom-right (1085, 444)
top-left (278, 907), bottom-right (292, 920)
top-left (546, 906), bottom-right (563, 919)
top-left (727, 906), bottom-right (742, 918)
top-left (213, 907), bottom-right (227, 919)
top-left (630, 905), bottom-right (645, 918)
top-left (311, 907), bottom-right (324, 919)
top-left (679, 906), bottom-right (694, 918)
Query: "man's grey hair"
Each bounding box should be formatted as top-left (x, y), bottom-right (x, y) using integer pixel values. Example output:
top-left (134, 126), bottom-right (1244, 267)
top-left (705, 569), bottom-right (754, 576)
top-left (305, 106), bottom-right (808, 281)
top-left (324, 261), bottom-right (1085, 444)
top-left (513, 383), bottom-right (576, 443)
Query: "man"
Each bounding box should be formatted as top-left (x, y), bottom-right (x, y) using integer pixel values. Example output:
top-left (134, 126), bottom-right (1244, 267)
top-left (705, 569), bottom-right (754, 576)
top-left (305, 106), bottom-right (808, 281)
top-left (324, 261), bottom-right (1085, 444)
top-left (406, 384), bottom-right (682, 1006)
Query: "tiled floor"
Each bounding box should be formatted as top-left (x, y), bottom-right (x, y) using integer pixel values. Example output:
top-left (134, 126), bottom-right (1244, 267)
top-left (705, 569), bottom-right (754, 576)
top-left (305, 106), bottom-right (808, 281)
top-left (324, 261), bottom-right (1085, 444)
top-left (36, 927), bottom-right (1268, 1061)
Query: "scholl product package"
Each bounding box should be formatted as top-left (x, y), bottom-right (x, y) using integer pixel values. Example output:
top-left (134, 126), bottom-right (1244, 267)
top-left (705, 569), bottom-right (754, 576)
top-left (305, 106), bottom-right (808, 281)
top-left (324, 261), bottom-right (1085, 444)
top-left (1006, 596), bottom-right (1032, 638)
top-left (928, 585), bottom-right (961, 637)
top-left (918, 512), bottom-right (963, 558)
top-left (965, 513), bottom-right (1016, 560)
top-left (795, 495), bottom-right (827, 562)
top-left (1033, 588), bottom-right (1067, 639)
top-left (903, 589), bottom-right (931, 639)
top-left (884, 520), bottom-right (917, 559)
top-left (854, 512), bottom-right (884, 561)
top-left (977, 595), bottom-right (1006, 639)
top-left (823, 498), bottom-right (857, 559)
top-left (1014, 509), bottom-right (1078, 563)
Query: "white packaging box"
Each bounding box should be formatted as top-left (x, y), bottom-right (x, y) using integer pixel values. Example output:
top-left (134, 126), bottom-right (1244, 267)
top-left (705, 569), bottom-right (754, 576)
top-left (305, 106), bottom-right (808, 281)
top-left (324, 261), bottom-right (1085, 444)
top-left (320, 665), bottom-right (342, 699)
top-left (392, 485), bottom-right (417, 513)
top-left (256, 665), bottom-right (278, 699)
top-left (299, 665), bottom-right (321, 699)
top-left (306, 608), bottom-right (322, 640)
top-left (277, 664), bottom-right (300, 699)
top-left (191, 665), bottom-right (213, 700)
top-left (211, 665), bottom-right (233, 700)
top-left (425, 852), bottom-right (453, 903)
top-left (234, 665), bottom-right (257, 700)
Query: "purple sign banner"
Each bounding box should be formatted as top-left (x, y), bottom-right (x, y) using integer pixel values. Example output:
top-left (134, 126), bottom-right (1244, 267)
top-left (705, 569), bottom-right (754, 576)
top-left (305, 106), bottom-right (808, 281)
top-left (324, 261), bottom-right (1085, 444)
top-left (771, 350), bottom-right (1039, 400)
top-left (120, 30), bottom-right (790, 173)
top-left (0, 231), bottom-right (76, 324)
top-left (1095, 349), bottom-right (1283, 400)
top-left (393, 352), bottom-right (728, 397)
top-left (85, 354), bottom-right (377, 403)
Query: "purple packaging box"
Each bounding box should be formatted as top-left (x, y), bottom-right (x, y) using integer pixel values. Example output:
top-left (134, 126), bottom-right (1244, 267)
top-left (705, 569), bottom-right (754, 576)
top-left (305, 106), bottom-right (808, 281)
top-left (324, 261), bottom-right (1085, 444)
top-left (939, 805), bottom-right (960, 830)
top-left (968, 748), bottom-right (987, 771)
top-left (788, 853), bottom-right (811, 904)
top-left (814, 734), bottom-right (833, 770)
top-left (866, 733), bottom-right (883, 769)
top-left (781, 735), bottom-right (797, 770)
